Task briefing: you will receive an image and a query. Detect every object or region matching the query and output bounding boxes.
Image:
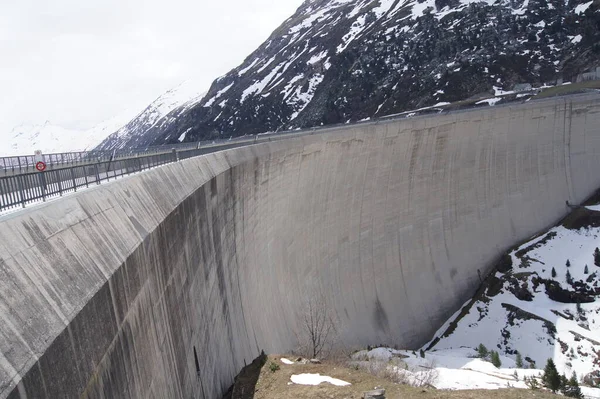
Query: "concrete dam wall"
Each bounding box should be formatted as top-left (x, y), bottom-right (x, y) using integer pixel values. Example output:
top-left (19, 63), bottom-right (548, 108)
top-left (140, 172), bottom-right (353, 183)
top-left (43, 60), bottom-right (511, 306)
top-left (1, 93), bottom-right (600, 398)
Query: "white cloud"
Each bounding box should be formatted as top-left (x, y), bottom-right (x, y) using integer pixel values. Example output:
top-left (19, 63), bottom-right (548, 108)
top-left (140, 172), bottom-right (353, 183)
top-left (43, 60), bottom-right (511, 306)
top-left (0, 0), bottom-right (302, 147)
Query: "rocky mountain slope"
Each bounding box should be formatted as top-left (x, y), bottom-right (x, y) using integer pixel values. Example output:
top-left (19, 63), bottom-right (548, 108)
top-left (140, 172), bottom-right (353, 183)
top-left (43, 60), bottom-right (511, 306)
top-left (425, 194), bottom-right (600, 388)
top-left (94, 81), bottom-right (206, 151)
top-left (98, 0), bottom-right (600, 149)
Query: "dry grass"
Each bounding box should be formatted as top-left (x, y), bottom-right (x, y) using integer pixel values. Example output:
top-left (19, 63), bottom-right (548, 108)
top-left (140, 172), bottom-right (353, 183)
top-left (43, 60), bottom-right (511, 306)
top-left (235, 355), bottom-right (561, 399)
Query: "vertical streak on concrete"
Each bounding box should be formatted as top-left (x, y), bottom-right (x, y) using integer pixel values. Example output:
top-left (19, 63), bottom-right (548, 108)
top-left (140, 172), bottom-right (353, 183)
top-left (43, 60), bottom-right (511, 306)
top-left (563, 99), bottom-right (574, 203)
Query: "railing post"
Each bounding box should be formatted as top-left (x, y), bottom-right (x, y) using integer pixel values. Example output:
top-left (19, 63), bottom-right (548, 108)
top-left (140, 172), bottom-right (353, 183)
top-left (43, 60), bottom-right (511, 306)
top-left (57, 170), bottom-right (63, 196)
top-left (172, 149), bottom-right (178, 162)
top-left (70, 168), bottom-right (77, 192)
top-left (94, 163), bottom-right (101, 184)
top-left (17, 175), bottom-right (26, 208)
top-left (38, 173), bottom-right (46, 202)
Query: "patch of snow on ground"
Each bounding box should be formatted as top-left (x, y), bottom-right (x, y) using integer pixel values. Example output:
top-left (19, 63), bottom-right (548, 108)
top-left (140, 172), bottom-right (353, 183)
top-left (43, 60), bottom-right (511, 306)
top-left (575, 1), bottom-right (593, 14)
top-left (281, 358), bottom-right (294, 365)
top-left (512, 0), bottom-right (529, 15)
top-left (571, 34), bottom-right (583, 44)
top-left (287, 74), bottom-right (325, 120)
top-left (307, 51), bottom-right (328, 65)
top-left (337, 15), bottom-right (367, 53)
top-left (241, 63), bottom-right (286, 102)
top-left (476, 98), bottom-right (502, 106)
top-left (427, 221), bottom-right (600, 383)
top-left (372, 0), bottom-right (397, 18)
top-left (290, 374), bottom-right (351, 386)
top-left (493, 86), bottom-right (515, 96)
top-left (587, 205), bottom-right (600, 211)
top-left (411, 0), bottom-right (436, 19)
top-left (204, 83), bottom-right (234, 107)
top-left (238, 58), bottom-right (260, 76)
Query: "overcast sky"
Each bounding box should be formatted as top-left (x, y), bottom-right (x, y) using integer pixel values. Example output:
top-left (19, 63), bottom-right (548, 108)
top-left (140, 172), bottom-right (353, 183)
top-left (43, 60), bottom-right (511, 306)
top-left (0, 0), bottom-right (302, 135)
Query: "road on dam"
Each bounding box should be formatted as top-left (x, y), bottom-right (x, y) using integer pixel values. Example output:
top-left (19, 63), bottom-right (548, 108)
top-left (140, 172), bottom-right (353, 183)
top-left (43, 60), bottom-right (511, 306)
top-left (0, 93), bottom-right (599, 398)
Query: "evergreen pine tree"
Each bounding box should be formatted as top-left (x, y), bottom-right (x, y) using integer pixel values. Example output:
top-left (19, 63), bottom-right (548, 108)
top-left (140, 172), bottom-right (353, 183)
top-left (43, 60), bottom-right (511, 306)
top-left (477, 343), bottom-right (488, 359)
top-left (516, 352), bottom-right (523, 368)
top-left (585, 264), bottom-right (589, 274)
top-left (419, 349), bottom-right (425, 358)
top-left (552, 267), bottom-right (557, 278)
top-left (564, 372), bottom-right (584, 398)
top-left (560, 374), bottom-right (569, 394)
top-left (491, 351), bottom-right (502, 368)
top-left (542, 358), bottom-right (561, 392)
top-left (595, 248), bottom-right (600, 267)
top-left (566, 259), bottom-right (571, 267)
top-left (566, 270), bottom-right (573, 284)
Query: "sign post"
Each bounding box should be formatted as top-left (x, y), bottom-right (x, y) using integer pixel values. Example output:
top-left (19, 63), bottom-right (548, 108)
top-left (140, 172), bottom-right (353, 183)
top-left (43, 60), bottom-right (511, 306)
top-left (34, 150), bottom-right (46, 172)
top-left (34, 150), bottom-right (47, 200)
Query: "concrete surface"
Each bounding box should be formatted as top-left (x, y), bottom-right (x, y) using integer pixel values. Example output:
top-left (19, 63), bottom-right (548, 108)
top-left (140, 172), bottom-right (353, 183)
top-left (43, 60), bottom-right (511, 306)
top-left (1, 93), bottom-right (599, 398)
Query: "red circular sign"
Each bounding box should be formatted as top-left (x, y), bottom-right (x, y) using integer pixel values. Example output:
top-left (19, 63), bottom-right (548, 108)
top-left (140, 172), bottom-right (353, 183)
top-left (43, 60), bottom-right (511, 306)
top-left (35, 161), bottom-right (47, 172)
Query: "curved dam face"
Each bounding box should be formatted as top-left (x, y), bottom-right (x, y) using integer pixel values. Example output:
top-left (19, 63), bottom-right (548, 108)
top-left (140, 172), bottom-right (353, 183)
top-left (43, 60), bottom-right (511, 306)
top-left (1, 94), bottom-right (600, 398)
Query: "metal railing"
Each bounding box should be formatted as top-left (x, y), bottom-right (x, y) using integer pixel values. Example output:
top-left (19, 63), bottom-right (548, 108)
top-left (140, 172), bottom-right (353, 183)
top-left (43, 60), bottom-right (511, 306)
top-left (0, 151), bottom-right (178, 212)
top-left (0, 141), bottom-right (204, 175)
top-left (0, 129), bottom-right (314, 213)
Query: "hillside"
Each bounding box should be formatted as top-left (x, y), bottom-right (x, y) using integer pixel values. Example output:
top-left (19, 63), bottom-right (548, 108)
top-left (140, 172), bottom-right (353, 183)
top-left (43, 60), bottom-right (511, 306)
top-left (425, 193), bottom-right (600, 389)
top-left (97, 0), bottom-right (600, 149)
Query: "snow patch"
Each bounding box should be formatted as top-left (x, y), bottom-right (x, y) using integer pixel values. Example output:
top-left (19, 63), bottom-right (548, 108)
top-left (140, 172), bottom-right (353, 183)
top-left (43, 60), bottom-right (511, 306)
top-left (575, 1), bottom-right (593, 14)
top-left (290, 374), bottom-right (351, 386)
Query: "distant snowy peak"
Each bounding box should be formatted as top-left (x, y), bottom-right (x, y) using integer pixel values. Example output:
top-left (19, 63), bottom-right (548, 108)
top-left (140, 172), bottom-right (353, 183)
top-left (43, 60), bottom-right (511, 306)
top-left (94, 80), bottom-right (206, 150)
top-left (7, 122), bottom-right (85, 156)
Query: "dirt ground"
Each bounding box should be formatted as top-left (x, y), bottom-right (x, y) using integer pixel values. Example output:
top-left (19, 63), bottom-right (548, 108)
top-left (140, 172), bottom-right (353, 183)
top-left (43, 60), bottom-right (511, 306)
top-left (225, 354), bottom-right (561, 399)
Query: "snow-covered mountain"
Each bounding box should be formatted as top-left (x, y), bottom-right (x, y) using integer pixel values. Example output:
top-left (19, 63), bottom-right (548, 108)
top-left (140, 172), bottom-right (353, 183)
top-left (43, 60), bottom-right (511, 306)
top-left (426, 194), bottom-right (600, 387)
top-left (6, 122), bottom-right (83, 156)
top-left (3, 80), bottom-right (205, 156)
top-left (94, 80), bottom-right (206, 150)
top-left (100, 0), bottom-right (600, 148)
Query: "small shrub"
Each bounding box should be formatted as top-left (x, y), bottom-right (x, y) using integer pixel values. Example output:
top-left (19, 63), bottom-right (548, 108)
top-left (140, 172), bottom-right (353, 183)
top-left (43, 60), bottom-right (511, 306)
top-left (477, 343), bottom-right (488, 359)
top-left (419, 349), bottom-right (425, 358)
top-left (269, 362), bottom-right (280, 372)
top-left (524, 375), bottom-right (540, 390)
top-left (595, 248), bottom-right (600, 267)
top-left (516, 352), bottom-right (523, 368)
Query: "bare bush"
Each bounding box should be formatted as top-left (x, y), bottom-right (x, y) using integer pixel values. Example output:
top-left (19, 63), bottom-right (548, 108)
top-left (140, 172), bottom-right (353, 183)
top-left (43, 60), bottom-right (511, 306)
top-left (358, 358), bottom-right (438, 387)
top-left (295, 289), bottom-right (339, 359)
top-left (411, 360), bottom-right (439, 387)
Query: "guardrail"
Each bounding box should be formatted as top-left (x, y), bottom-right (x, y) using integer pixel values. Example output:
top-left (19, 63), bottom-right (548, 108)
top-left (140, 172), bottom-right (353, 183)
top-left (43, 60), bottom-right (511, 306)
top-left (0, 134), bottom-right (267, 175)
top-left (0, 151), bottom-right (179, 212)
top-left (0, 129), bottom-right (313, 213)
top-left (0, 141), bottom-right (202, 175)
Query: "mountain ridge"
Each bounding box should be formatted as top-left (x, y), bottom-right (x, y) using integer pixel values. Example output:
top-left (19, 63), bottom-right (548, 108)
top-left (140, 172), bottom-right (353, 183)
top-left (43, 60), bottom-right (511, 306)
top-left (96, 0), bottom-right (600, 149)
